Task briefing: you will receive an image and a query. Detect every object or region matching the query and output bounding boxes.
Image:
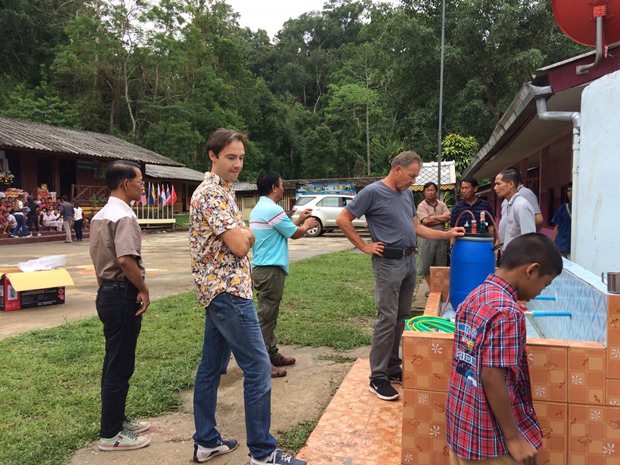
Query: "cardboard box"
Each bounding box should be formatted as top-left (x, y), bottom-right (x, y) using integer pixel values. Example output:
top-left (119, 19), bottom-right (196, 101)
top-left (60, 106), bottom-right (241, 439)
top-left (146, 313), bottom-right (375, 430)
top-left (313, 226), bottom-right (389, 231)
top-left (0, 268), bottom-right (74, 311)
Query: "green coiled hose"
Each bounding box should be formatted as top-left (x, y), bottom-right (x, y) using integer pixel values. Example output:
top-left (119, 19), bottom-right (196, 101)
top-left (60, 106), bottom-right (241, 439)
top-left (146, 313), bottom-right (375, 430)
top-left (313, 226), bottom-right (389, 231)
top-left (405, 315), bottom-right (455, 333)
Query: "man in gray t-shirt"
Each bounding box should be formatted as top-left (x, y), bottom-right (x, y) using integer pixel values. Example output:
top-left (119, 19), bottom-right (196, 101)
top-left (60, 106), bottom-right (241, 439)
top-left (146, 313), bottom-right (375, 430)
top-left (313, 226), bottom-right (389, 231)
top-left (59, 195), bottom-right (75, 243)
top-left (336, 151), bottom-right (464, 402)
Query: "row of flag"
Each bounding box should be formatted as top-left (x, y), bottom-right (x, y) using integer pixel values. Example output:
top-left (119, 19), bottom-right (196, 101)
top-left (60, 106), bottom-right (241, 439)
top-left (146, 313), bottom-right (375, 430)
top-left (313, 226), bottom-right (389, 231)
top-left (139, 183), bottom-right (178, 206)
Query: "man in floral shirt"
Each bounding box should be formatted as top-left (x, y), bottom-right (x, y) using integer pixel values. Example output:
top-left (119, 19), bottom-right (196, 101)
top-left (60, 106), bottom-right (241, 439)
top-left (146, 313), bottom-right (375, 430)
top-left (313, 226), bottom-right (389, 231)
top-left (189, 129), bottom-right (306, 465)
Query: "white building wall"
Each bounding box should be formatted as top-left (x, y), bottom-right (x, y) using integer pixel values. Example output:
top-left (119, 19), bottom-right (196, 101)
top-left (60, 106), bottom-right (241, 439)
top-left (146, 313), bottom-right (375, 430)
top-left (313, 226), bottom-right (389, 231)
top-left (573, 70), bottom-right (620, 276)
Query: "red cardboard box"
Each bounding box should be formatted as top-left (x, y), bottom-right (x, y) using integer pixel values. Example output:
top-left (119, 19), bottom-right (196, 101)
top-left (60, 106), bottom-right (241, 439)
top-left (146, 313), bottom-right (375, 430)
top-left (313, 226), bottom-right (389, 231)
top-left (0, 269), bottom-right (74, 311)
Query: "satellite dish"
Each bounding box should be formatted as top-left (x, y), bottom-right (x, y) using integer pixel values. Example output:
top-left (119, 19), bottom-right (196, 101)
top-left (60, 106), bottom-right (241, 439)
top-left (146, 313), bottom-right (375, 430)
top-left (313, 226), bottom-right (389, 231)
top-left (552, 0), bottom-right (620, 47)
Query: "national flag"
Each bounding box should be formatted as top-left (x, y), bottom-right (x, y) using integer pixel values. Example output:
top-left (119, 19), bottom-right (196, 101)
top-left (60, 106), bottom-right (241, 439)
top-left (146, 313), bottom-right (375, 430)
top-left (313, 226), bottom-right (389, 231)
top-left (140, 189), bottom-right (147, 206)
top-left (169, 185), bottom-right (178, 206)
top-left (165, 185), bottom-right (171, 205)
top-left (159, 184), bottom-right (167, 204)
top-left (148, 183), bottom-right (155, 205)
top-left (156, 184), bottom-right (161, 205)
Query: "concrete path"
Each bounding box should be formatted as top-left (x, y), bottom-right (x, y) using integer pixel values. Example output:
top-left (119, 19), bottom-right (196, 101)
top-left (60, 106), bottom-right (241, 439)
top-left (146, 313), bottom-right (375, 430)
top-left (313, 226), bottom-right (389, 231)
top-left (0, 231), bottom-right (355, 339)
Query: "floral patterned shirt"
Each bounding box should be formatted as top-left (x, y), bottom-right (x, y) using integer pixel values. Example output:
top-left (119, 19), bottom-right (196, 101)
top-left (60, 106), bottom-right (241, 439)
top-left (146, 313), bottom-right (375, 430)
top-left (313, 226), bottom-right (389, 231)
top-left (190, 172), bottom-right (253, 307)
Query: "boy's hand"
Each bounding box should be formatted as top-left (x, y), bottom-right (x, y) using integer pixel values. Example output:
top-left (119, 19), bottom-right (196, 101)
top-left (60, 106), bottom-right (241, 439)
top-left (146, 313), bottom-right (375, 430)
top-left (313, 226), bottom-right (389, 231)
top-left (506, 435), bottom-right (537, 465)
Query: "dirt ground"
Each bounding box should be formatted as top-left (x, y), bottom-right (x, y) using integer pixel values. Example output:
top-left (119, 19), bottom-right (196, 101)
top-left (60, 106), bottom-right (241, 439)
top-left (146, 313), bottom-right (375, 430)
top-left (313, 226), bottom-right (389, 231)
top-left (68, 344), bottom-right (370, 465)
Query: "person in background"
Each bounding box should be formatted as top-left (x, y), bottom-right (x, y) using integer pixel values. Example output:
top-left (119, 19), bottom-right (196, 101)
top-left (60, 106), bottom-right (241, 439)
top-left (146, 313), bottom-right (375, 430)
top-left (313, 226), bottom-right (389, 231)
top-left (0, 209), bottom-right (10, 235)
top-left (59, 194), bottom-right (75, 243)
top-left (502, 168), bottom-right (543, 231)
top-left (89, 160), bottom-right (151, 451)
top-left (10, 193), bottom-right (30, 238)
top-left (26, 195), bottom-right (41, 237)
top-left (249, 170), bottom-right (317, 378)
top-left (450, 176), bottom-right (496, 237)
top-left (42, 207), bottom-right (63, 231)
top-left (551, 184), bottom-right (572, 258)
top-left (494, 169), bottom-right (536, 251)
top-left (7, 209), bottom-right (17, 233)
top-left (446, 233), bottom-right (563, 465)
top-left (74, 202), bottom-right (85, 242)
top-left (416, 182), bottom-right (451, 288)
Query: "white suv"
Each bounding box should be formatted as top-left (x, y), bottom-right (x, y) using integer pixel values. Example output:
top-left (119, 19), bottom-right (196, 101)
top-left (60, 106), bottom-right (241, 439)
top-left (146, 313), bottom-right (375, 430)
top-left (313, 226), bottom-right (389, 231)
top-left (290, 194), bottom-right (367, 237)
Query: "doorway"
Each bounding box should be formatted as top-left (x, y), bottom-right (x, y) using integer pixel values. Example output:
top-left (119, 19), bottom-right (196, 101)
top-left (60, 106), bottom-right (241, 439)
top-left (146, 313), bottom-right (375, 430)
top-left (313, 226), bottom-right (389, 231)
top-left (59, 159), bottom-right (77, 199)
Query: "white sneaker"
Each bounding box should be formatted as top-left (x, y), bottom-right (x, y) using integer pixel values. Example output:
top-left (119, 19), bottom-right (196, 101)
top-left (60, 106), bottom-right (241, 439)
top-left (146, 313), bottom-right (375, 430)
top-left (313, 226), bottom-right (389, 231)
top-left (98, 429), bottom-right (150, 451)
top-left (193, 439), bottom-right (239, 462)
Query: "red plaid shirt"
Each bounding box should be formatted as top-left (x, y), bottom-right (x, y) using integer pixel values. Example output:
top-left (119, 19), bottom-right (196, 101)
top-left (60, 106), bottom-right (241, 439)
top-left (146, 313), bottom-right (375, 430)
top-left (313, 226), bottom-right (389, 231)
top-left (445, 274), bottom-right (541, 460)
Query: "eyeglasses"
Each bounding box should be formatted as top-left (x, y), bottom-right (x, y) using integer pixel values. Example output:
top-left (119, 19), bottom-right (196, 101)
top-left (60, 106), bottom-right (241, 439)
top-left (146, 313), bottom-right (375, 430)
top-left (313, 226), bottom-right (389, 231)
top-left (128, 179), bottom-right (145, 186)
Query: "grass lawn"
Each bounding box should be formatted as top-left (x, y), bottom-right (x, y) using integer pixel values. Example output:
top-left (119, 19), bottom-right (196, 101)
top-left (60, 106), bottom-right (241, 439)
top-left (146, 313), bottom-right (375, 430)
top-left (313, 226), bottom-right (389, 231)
top-left (0, 250), bottom-right (376, 465)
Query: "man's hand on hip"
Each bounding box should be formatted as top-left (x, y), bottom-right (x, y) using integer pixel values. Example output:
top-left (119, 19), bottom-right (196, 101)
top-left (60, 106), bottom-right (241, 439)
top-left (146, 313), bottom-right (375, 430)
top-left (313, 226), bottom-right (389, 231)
top-left (362, 241), bottom-right (385, 256)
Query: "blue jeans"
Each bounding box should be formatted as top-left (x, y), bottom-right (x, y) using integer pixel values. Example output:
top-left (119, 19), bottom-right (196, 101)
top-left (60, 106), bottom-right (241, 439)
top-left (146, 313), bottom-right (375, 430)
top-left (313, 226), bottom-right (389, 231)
top-left (12, 213), bottom-right (29, 237)
top-left (193, 293), bottom-right (276, 459)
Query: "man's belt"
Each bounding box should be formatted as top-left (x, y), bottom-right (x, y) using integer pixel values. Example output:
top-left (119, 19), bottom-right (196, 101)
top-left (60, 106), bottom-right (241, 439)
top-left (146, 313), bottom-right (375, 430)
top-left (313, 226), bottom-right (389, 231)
top-left (383, 246), bottom-right (416, 259)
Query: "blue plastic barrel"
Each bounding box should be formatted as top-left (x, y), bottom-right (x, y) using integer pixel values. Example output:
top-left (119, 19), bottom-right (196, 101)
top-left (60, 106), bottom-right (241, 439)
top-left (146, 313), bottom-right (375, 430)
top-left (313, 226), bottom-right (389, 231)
top-left (449, 235), bottom-right (495, 310)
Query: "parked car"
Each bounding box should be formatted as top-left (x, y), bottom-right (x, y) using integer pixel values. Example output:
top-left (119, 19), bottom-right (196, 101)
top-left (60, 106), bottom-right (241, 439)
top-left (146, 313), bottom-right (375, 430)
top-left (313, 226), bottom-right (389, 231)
top-left (290, 194), bottom-right (367, 237)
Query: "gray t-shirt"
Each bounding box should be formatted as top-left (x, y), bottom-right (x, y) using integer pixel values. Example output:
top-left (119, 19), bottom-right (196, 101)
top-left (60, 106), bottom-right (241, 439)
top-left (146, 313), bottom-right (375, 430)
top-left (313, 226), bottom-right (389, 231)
top-left (501, 185), bottom-right (541, 215)
top-left (346, 181), bottom-right (416, 248)
top-left (499, 194), bottom-right (536, 250)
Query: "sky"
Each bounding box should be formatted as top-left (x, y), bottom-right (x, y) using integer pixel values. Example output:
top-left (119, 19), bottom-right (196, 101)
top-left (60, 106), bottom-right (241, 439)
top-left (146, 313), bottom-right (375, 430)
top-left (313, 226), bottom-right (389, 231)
top-left (225, 0), bottom-right (398, 39)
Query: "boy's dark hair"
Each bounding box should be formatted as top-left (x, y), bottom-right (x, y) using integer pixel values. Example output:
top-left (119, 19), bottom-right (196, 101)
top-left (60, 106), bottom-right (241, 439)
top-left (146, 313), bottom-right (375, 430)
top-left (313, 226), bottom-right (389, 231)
top-left (256, 170), bottom-right (281, 196)
top-left (105, 160), bottom-right (141, 191)
top-left (423, 182), bottom-right (438, 191)
top-left (500, 233), bottom-right (563, 276)
top-left (207, 129), bottom-right (247, 157)
top-left (460, 176), bottom-right (478, 188)
top-left (61, 194), bottom-right (68, 201)
top-left (499, 168), bottom-right (522, 188)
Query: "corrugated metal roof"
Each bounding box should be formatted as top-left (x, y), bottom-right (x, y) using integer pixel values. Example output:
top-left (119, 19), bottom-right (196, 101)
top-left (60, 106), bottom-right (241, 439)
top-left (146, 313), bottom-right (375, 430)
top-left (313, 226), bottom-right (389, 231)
top-left (233, 182), bottom-right (257, 192)
top-left (0, 117), bottom-right (183, 166)
top-left (145, 164), bottom-right (205, 182)
top-left (145, 165), bottom-right (257, 191)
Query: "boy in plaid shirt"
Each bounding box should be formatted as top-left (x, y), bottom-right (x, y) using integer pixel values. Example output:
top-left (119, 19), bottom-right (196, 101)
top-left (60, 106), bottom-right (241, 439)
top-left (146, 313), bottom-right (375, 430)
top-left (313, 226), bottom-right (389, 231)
top-left (446, 233), bottom-right (563, 465)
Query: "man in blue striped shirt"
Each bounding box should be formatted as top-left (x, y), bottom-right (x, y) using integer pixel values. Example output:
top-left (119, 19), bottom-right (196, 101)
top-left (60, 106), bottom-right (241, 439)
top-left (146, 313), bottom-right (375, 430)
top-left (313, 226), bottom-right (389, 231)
top-left (249, 170), bottom-right (316, 378)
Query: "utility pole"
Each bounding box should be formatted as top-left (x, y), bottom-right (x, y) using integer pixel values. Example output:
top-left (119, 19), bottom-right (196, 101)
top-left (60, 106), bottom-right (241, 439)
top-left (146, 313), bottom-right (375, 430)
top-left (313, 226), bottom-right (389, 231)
top-left (437, 0), bottom-right (446, 196)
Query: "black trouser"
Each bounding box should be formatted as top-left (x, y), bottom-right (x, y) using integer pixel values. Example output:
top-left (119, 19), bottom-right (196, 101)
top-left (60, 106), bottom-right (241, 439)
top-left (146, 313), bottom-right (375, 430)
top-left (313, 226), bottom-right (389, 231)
top-left (96, 281), bottom-right (142, 438)
top-left (26, 214), bottom-right (39, 233)
top-left (74, 219), bottom-right (83, 240)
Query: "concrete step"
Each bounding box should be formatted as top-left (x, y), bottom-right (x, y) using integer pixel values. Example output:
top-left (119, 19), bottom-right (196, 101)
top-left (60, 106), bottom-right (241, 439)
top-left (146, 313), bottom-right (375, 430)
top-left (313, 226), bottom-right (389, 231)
top-left (0, 230), bottom-right (89, 246)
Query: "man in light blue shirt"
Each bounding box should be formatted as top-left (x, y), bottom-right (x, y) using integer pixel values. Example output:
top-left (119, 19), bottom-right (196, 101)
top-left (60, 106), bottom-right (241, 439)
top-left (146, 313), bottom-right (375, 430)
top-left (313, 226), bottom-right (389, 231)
top-left (250, 171), bottom-right (316, 378)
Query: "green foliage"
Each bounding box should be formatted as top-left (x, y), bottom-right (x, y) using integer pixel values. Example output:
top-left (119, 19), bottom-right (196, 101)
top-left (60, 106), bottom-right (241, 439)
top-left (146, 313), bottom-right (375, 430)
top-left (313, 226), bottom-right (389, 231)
top-left (0, 82), bottom-right (78, 127)
top-left (1, 0), bottom-right (588, 178)
top-left (277, 419), bottom-right (320, 453)
top-left (442, 133), bottom-right (480, 179)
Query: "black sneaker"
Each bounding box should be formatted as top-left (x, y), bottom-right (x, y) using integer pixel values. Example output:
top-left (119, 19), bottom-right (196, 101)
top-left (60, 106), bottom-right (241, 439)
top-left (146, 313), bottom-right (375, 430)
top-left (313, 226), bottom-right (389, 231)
top-left (193, 439), bottom-right (239, 463)
top-left (388, 372), bottom-right (403, 385)
top-left (249, 449), bottom-right (306, 465)
top-left (369, 379), bottom-right (399, 401)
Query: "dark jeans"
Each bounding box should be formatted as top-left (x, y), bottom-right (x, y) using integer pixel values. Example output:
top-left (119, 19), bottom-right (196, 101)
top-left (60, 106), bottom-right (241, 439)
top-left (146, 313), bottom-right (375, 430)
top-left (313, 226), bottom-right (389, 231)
top-left (96, 281), bottom-right (142, 438)
top-left (74, 219), bottom-right (83, 241)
